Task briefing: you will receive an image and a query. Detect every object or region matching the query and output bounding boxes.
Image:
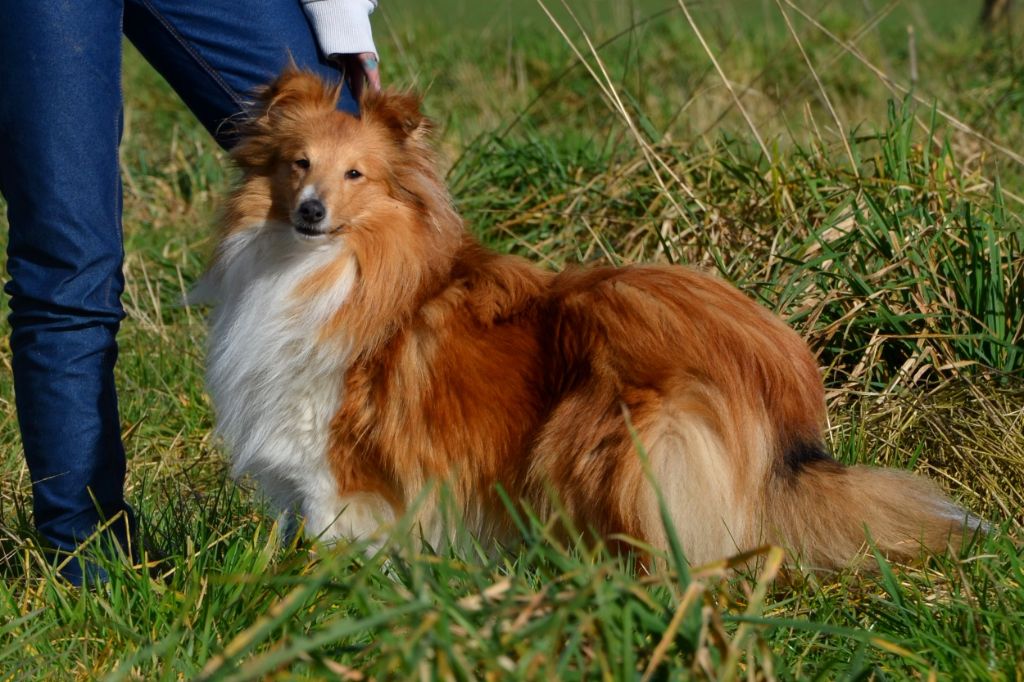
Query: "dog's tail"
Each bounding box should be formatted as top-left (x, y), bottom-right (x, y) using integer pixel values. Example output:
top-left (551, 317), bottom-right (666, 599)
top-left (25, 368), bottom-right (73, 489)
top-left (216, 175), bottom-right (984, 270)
top-left (765, 447), bottom-right (982, 568)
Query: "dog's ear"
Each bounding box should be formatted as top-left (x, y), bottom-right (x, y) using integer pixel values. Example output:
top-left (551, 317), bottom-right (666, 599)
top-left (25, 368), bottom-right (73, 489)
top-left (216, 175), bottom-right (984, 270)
top-left (360, 89), bottom-right (432, 145)
top-left (233, 67), bottom-right (341, 168)
top-left (255, 66), bottom-right (341, 122)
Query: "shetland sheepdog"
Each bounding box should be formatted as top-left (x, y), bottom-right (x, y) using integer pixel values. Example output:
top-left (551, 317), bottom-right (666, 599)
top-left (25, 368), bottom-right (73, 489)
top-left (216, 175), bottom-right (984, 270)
top-left (198, 68), bottom-right (975, 569)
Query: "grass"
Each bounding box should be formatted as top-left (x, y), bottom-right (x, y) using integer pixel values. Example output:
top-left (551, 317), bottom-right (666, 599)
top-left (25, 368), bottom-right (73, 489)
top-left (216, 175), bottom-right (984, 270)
top-left (1, 0), bottom-right (1023, 678)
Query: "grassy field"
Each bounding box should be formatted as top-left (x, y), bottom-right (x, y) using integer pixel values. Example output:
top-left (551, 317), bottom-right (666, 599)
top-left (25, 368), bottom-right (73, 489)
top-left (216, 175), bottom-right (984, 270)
top-left (2, 0), bottom-right (1023, 678)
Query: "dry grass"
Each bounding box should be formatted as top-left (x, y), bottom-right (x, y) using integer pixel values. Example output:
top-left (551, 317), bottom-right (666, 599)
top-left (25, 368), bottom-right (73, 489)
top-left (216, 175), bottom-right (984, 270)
top-left (0, 0), bottom-right (1022, 678)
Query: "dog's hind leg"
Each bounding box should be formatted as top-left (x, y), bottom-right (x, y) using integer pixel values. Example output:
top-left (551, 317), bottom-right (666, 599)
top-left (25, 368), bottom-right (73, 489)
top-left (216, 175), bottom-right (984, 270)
top-left (629, 404), bottom-right (764, 567)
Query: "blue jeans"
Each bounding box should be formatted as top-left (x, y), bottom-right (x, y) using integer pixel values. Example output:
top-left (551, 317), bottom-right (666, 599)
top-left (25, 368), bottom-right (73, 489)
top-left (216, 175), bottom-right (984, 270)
top-left (0, 0), bottom-right (356, 584)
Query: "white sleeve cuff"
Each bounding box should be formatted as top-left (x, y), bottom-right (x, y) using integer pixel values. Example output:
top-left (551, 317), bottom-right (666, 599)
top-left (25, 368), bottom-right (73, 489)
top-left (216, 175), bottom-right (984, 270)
top-left (301, 0), bottom-right (378, 58)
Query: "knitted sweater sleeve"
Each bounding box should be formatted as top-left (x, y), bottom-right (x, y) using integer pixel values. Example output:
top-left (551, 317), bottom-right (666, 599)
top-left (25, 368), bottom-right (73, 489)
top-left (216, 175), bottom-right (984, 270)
top-left (300, 0), bottom-right (378, 58)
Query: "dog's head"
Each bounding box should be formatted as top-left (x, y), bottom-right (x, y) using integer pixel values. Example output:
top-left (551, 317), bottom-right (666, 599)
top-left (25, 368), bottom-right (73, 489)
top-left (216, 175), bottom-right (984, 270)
top-left (213, 68), bottom-right (464, 354)
top-left (229, 67), bottom-right (460, 244)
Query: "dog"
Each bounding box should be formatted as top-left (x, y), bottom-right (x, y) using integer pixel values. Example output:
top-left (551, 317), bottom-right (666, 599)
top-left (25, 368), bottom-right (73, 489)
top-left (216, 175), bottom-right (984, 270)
top-left (197, 68), bottom-right (976, 569)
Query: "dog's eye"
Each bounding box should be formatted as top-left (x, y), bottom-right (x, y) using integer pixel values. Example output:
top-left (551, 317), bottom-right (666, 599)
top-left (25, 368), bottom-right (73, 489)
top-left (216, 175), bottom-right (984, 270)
top-left (294, 158), bottom-right (310, 170)
top-left (345, 169), bottom-right (362, 180)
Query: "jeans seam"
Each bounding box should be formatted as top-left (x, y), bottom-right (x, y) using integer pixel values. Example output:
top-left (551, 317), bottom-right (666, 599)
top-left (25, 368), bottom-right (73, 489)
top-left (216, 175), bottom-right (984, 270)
top-left (136, 0), bottom-right (248, 113)
top-left (113, 5), bottom-right (126, 309)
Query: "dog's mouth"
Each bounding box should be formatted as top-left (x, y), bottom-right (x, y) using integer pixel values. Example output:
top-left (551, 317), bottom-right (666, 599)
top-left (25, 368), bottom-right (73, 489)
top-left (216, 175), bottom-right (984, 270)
top-left (293, 223), bottom-right (344, 239)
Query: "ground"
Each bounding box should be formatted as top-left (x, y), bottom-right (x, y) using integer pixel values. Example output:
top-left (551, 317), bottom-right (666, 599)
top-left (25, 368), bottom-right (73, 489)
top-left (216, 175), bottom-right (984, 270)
top-left (1, 0), bottom-right (1022, 678)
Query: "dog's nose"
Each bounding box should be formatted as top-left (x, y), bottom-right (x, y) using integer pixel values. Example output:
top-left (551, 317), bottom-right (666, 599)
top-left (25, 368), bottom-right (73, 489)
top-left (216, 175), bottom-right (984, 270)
top-left (297, 199), bottom-right (326, 224)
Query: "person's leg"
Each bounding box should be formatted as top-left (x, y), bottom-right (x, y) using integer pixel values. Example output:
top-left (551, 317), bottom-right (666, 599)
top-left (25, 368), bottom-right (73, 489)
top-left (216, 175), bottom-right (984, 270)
top-left (0, 1), bottom-right (134, 585)
top-left (124, 0), bottom-right (358, 149)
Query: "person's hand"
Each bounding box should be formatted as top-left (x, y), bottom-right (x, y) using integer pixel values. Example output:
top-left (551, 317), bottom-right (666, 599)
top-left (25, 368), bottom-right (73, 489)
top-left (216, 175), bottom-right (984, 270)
top-left (333, 52), bottom-right (380, 100)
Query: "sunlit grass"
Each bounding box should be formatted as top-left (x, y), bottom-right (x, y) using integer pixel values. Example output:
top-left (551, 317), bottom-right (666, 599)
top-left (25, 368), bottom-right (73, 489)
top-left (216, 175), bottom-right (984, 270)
top-left (1, 0), bottom-right (1022, 678)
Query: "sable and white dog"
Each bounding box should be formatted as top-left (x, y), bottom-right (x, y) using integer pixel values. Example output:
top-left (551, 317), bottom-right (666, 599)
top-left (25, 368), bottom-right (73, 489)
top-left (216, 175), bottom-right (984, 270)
top-left (198, 69), bottom-right (974, 568)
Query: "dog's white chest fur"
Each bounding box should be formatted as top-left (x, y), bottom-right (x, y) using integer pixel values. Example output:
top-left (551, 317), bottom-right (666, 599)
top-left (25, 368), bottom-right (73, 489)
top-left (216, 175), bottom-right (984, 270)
top-left (201, 224), bottom-right (379, 539)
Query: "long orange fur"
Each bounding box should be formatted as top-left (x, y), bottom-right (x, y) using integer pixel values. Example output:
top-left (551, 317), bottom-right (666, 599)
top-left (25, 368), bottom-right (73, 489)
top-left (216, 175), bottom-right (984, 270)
top-left (206, 68), bottom-right (977, 569)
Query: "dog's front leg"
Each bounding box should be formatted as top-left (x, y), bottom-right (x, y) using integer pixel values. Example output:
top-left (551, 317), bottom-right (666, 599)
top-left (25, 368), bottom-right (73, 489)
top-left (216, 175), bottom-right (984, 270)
top-left (302, 490), bottom-right (396, 552)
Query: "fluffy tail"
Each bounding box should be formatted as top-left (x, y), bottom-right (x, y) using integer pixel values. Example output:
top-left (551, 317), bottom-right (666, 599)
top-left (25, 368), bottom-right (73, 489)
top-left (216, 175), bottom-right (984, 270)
top-left (766, 454), bottom-right (981, 569)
